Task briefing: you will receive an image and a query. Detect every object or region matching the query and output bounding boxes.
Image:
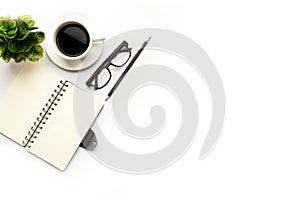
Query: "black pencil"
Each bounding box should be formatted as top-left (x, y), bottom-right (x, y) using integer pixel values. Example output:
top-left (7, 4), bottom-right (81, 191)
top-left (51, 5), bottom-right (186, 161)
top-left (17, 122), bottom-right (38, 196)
top-left (105, 36), bottom-right (152, 101)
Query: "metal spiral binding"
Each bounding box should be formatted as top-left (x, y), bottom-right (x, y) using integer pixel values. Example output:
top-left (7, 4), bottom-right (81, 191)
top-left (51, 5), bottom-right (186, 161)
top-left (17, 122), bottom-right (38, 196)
top-left (22, 80), bottom-right (69, 148)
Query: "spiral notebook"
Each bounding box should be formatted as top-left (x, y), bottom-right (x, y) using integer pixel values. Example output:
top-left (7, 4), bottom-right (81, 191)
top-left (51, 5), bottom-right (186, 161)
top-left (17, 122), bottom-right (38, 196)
top-left (0, 63), bottom-right (99, 170)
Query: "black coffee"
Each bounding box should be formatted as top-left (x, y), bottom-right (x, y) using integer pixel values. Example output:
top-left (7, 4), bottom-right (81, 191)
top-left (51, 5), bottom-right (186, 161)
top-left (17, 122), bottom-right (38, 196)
top-left (56, 23), bottom-right (90, 57)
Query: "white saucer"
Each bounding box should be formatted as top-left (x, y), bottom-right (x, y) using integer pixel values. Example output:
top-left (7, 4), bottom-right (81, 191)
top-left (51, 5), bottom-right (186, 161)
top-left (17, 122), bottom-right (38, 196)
top-left (45, 13), bottom-right (104, 71)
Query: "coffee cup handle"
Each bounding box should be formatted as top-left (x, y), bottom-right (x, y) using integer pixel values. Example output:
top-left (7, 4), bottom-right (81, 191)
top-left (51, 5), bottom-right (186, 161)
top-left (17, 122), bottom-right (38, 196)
top-left (92, 34), bottom-right (105, 44)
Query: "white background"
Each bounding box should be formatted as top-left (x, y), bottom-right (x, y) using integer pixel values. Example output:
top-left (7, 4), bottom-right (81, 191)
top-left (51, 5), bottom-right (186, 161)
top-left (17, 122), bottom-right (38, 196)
top-left (1, 0), bottom-right (300, 199)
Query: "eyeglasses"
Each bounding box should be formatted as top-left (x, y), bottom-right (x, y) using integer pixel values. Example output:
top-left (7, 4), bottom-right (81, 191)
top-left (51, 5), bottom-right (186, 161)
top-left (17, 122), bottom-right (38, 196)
top-left (86, 41), bottom-right (132, 90)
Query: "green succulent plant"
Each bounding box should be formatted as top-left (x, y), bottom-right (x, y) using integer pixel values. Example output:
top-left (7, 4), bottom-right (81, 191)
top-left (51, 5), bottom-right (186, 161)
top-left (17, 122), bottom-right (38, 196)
top-left (0, 15), bottom-right (45, 63)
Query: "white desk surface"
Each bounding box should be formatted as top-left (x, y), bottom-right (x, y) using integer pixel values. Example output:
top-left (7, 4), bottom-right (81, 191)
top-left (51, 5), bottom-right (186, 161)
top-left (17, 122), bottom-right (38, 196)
top-left (1, 0), bottom-right (300, 200)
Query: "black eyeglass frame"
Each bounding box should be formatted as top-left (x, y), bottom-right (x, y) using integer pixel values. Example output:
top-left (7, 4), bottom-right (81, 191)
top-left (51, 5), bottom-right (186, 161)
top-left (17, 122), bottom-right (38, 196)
top-left (86, 40), bottom-right (132, 90)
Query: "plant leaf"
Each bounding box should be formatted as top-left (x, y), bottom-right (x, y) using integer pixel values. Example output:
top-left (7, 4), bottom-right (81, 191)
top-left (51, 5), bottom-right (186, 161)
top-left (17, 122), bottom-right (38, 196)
top-left (1, 49), bottom-right (11, 63)
top-left (4, 32), bottom-right (17, 40)
top-left (31, 31), bottom-right (45, 44)
top-left (8, 19), bottom-right (16, 31)
top-left (16, 19), bottom-right (29, 39)
top-left (8, 26), bottom-right (17, 36)
top-left (26, 44), bottom-right (43, 62)
top-left (0, 44), bottom-right (6, 57)
top-left (0, 18), bottom-right (16, 33)
top-left (17, 30), bottom-right (30, 41)
top-left (0, 19), bottom-right (10, 32)
top-left (20, 15), bottom-right (35, 29)
top-left (13, 53), bottom-right (25, 63)
top-left (7, 39), bottom-right (18, 53)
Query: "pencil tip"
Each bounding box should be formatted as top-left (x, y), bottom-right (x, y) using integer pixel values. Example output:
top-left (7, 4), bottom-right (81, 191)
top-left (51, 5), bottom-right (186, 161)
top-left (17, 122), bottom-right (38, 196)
top-left (105, 96), bottom-right (110, 101)
top-left (147, 36), bottom-right (152, 43)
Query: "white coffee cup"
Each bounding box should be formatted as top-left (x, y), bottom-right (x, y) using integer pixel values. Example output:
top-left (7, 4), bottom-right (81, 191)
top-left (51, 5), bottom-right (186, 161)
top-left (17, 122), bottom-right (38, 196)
top-left (52, 20), bottom-right (105, 61)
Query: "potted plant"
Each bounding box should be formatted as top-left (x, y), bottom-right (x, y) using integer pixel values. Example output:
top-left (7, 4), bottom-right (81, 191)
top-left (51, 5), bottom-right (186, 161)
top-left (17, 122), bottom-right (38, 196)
top-left (0, 15), bottom-right (45, 63)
